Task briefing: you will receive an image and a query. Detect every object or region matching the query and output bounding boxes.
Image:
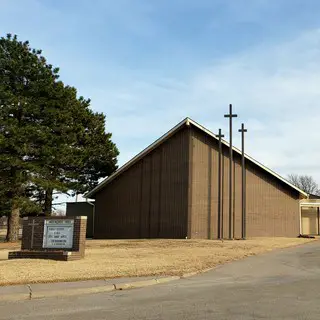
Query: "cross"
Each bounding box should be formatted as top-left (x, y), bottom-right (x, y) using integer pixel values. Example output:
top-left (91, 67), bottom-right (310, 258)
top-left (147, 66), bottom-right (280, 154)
top-left (28, 219), bottom-right (39, 249)
top-left (224, 104), bottom-right (238, 120)
top-left (239, 123), bottom-right (248, 239)
top-left (238, 123), bottom-right (248, 135)
top-left (216, 129), bottom-right (224, 240)
top-left (224, 104), bottom-right (238, 240)
top-left (216, 128), bottom-right (225, 140)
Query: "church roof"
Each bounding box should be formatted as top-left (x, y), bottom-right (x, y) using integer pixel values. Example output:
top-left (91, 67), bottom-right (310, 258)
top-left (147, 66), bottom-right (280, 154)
top-left (86, 117), bottom-right (308, 198)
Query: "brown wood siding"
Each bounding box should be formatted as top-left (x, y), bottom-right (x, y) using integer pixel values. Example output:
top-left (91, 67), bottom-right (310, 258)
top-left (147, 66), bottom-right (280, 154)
top-left (246, 163), bottom-right (300, 237)
top-left (94, 128), bottom-right (189, 239)
top-left (189, 126), bottom-right (300, 239)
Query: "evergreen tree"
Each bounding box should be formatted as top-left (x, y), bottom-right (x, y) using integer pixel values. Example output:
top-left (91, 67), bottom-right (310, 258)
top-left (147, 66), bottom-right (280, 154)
top-left (0, 34), bottom-right (58, 241)
top-left (66, 106), bottom-right (119, 196)
top-left (33, 83), bottom-right (119, 214)
top-left (1, 34), bottom-right (119, 240)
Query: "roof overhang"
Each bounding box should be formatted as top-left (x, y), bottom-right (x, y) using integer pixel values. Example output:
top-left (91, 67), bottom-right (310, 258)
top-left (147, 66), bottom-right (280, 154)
top-left (300, 199), bottom-right (320, 207)
top-left (85, 117), bottom-right (308, 199)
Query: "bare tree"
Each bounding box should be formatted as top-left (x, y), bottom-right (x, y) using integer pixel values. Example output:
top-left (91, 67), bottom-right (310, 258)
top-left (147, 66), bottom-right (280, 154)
top-left (287, 174), bottom-right (320, 195)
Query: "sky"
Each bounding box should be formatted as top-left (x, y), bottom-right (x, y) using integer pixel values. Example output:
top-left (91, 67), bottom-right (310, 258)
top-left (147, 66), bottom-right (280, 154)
top-left (1, 0), bottom-right (320, 209)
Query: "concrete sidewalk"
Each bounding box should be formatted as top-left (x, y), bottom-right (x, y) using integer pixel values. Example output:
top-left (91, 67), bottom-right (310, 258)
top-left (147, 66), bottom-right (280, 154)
top-left (0, 275), bottom-right (180, 301)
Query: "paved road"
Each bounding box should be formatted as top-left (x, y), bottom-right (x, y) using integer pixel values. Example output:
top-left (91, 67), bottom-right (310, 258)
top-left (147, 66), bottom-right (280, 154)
top-left (1, 241), bottom-right (320, 320)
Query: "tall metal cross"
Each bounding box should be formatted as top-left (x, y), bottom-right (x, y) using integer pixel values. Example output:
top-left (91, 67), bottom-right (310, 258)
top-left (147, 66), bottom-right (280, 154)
top-left (216, 129), bottom-right (224, 239)
top-left (28, 219), bottom-right (39, 249)
top-left (224, 104), bottom-right (238, 240)
top-left (239, 123), bottom-right (248, 239)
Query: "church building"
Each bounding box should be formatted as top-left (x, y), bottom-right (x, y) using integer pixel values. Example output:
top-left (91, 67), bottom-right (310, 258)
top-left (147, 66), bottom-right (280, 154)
top-left (85, 118), bottom-right (319, 239)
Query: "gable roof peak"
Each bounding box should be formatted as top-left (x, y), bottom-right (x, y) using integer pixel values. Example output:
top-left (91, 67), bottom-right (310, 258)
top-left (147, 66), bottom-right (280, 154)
top-left (85, 117), bottom-right (307, 198)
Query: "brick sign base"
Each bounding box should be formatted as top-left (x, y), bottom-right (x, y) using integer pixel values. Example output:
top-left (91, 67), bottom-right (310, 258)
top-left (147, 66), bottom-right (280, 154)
top-left (9, 216), bottom-right (87, 261)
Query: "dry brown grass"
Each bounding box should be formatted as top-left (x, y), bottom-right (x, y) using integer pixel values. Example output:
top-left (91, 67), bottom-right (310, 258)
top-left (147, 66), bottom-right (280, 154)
top-left (0, 242), bottom-right (20, 250)
top-left (0, 238), bottom-right (315, 286)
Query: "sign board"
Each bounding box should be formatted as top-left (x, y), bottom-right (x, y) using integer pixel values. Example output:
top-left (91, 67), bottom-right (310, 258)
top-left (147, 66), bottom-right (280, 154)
top-left (43, 219), bottom-right (74, 249)
top-left (10, 216), bottom-right (87, 261)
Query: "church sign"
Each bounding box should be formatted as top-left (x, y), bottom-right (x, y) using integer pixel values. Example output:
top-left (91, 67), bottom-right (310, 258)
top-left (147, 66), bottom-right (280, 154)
top-left (43, 219), bottom-right (74, 249)
top-left (9, 216), bottom-right (87, 261)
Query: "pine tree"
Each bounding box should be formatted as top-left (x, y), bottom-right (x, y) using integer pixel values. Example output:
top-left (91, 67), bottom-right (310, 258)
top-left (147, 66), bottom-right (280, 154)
top-left (31, 84), bottom-right (119, 214)
top-left (0, 34), bottom-right (58, 241)
top-left (66, 106), bottom-right (119, 195)
top-left (1, 35), bottom-right (119, 240)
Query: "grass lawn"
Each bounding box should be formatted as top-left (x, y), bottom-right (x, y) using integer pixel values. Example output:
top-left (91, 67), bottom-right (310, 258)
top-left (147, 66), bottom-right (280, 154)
top-left (0, 238), bottom-right (315, 286)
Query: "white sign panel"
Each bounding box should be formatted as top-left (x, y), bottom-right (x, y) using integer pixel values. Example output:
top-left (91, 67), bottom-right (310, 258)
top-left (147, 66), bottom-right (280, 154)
top-left (43, 220), bottom-right (74, 249)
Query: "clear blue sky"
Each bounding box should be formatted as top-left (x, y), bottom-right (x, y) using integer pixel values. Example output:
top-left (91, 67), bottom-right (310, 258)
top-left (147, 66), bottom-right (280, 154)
top-left (1, 0), bottom-right (320, 206)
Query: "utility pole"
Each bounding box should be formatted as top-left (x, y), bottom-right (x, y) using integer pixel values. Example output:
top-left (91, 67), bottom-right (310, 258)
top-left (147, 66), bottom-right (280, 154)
top-left (239, 123), bottom-right (248, 239)
top-left (216, 129), bottom-right (224, 239)
top-left (224, 104), bottom-right (238, 240)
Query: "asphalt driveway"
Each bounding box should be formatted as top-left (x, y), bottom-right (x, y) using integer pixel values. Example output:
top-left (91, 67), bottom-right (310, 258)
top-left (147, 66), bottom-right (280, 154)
top-left (1, 240), bottom-right (320, 320)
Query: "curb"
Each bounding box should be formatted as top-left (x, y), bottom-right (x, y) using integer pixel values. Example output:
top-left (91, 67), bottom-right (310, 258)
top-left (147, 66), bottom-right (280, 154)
top-left (0, 271), bottom-right (213, 302)
top-left (181, 267), bottom-right (215, 279)
top-left (0, 276), bottom-right (182, 302)
top-left (114, 279), bottom-right (158, 290)
top-left (180, 271), bottom-right (199, 278)
top-left (156, 276), bottom-right (180, 283)
top-left (32, 284), bottom-right (116, 300)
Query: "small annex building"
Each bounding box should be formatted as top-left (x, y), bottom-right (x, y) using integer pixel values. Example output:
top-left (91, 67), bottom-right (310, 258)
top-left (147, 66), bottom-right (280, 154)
top-left (66, 201), bottom-right (95, 238)
top-left (299, 194), bottom-right (320, 236)
top-left (86, 118), bottom-right (319, 239)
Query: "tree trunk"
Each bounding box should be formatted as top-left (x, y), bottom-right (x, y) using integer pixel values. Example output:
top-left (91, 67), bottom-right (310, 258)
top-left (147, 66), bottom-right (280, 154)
top-left (6, 217), bottom-right (9, 240)
top-left (44, 188), bottom-right (53, 216)
top-left (6, 201), bottom-right (20, 242)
